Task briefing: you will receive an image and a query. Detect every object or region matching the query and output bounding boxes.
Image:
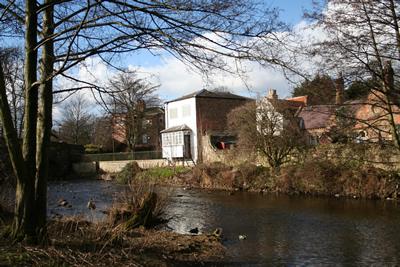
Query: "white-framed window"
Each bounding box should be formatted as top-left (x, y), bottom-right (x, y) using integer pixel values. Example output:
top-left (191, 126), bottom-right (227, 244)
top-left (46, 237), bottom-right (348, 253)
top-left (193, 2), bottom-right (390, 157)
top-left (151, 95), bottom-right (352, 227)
top-left (169, 108), bottom-right (178, 119)
top-left (162, 131), bottom-right (184, 146)
top-left (182, 105), bottom-right (191, 117)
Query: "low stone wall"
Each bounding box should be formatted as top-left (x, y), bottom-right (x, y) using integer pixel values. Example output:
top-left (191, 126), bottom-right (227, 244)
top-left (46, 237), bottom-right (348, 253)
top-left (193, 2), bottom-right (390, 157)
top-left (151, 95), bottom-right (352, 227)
top-left (99, 159), bottom-right (168, 173)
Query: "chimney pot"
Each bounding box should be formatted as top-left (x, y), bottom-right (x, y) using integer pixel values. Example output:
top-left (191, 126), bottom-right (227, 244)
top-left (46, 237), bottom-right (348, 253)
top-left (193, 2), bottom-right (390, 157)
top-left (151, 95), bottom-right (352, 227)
top-left (267, 89), bottom-right (278, 100)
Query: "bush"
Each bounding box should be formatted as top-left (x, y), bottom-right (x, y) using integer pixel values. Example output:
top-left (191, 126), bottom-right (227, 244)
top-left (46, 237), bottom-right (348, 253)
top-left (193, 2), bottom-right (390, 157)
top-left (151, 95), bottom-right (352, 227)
top-left (115, 162), bottom-right (142, 184)
top-left (277, 159), bottom-right (400, 199)
top-left (191, 162), bottom-right (271, 190)
top-left (108, 180), bottom-right (168, 229)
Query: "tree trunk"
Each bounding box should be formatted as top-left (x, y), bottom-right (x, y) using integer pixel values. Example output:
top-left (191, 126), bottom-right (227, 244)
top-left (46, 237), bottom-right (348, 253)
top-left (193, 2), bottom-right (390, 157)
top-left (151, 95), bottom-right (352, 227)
top-left (13, 0), bottom-right (39, 243)
top-left (35, 0), bottom-right (54, 240)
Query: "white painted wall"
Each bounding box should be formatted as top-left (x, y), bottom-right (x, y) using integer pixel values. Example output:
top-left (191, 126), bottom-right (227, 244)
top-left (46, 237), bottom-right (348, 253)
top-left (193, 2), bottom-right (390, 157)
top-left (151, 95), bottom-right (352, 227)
top-left (163, 97), bottom-right (198, 162)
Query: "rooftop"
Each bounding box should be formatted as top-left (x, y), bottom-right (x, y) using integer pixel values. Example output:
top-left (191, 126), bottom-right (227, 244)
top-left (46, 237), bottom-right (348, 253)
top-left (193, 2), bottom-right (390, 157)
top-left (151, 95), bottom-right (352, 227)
top-left (166, 89), bottom-right (251, 103)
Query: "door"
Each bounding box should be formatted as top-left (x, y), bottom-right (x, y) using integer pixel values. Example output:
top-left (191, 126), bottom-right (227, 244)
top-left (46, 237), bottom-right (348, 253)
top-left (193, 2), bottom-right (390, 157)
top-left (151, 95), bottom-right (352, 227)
top-left (184, 134), bottom-right (191, 159)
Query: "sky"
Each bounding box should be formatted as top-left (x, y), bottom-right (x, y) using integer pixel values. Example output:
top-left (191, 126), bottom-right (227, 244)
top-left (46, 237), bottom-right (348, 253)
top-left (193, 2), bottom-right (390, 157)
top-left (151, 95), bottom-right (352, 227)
top-left (87, 0), bottom-right (317, 104)
top-left (45, 0), bottom-right (319, 118)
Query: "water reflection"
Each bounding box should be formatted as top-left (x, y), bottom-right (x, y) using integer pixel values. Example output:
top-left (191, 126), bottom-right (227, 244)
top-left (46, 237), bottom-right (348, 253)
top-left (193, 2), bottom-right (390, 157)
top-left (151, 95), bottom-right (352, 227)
top-left (48, 181), bottom-right (400, 265)
top-left (165, 189), bottom-right (400, 265)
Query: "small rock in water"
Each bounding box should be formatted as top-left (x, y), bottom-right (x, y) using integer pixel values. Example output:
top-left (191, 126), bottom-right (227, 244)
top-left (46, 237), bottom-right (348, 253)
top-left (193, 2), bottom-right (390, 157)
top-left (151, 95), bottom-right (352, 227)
top-left (386, 197), bottom-right (393, 201)
top-left (189, 227), bottom-right (199, 234)
top-left (238, 234), bottom-right (247, 240)
top-left (353, 195), bottom-right (357, 199)
top-left (58, 199), bottom-right (68, 207)
top-left (176, 194), bottom-right (184, 198)
top-left (334, 194), bottom-right (340, 198)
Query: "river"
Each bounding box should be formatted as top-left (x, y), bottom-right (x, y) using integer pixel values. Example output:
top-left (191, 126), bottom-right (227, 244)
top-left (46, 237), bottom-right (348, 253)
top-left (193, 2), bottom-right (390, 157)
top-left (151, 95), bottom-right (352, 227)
top-left (48, 180), bottom-right (400, 266)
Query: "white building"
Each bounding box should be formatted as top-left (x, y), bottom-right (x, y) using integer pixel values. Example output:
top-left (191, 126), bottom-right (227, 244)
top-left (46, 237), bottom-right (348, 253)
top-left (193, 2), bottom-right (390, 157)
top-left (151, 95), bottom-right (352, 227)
top-left (161, 89), bottom-right (250, 163)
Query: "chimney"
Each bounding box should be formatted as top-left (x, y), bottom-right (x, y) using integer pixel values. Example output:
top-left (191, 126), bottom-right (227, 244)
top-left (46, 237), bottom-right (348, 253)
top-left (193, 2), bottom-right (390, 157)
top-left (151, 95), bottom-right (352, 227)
top-left (335, 74), bottom-right (344, 105)
top-left (267, 89), bottom-right (278, 100)
top-left (136, 99), bottom-right (146, 112)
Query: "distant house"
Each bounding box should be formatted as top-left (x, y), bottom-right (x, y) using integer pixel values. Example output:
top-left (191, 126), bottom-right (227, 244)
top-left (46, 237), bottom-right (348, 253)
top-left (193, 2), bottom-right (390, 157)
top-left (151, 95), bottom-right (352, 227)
top-left (161, 89), bottom-right (251, 163)
top-left (297, 80), bottom-right (400, 145)
top-left (112, 102), bottom-right (165, 152)
top-left (352, 91), bottom-right (400, 143)
top-left (258, 89), bottom-right (307, 135)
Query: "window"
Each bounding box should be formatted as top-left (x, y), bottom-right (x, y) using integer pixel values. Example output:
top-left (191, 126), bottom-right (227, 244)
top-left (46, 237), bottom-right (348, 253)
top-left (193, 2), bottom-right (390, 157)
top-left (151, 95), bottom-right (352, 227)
top-left (142, 134), bottom-right (149, 144)
top-left (169, 108), bottom-right (178, 119)
top-left (182, 105), bottom-right (191, 117)
top-left (162, 131), bottom-right (184, 146)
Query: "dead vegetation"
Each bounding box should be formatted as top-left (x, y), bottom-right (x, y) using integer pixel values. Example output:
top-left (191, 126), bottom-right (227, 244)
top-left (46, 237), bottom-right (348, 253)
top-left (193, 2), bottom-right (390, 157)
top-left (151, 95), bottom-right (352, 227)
top-left (108, 180), bottom-right (169, 229)
top-left (0, 217), bottom-right (225, 267)
top-left (277, 159), bottom-right (400, 199)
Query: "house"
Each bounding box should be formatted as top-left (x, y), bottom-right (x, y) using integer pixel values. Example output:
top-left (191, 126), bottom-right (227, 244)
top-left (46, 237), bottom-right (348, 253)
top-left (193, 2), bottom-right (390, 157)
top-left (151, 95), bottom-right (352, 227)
top-left (161, 89), bottom-right (251, 163)
top-left (296, 78), bottom-right (400, 145)
top-left (112, 101), bottom-right (165, 151)
top-left (258, 89), bottom-right (307, 136)
top-left (352, 91), bottom-right (400, 143)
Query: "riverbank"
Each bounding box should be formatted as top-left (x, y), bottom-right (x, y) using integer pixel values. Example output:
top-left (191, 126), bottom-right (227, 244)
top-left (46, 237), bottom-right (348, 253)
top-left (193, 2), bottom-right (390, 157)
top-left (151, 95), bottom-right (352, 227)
top-left (123, 159), bottom-right (400, 200)
top-left (0, 217), bottom-right (225, 267)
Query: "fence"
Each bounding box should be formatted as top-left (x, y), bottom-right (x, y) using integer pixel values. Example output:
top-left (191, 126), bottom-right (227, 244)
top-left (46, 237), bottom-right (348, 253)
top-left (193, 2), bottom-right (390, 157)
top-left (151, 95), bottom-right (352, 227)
top-left (82, 150), bottom-right (162, 162)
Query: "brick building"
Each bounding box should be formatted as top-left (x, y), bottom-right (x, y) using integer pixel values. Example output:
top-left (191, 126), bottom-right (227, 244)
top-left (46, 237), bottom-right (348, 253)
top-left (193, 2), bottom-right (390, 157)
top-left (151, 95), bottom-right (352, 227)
top-left (112, 105), bottom-right (165, 151)
top-left (161, 89), bottom-right (251, 163)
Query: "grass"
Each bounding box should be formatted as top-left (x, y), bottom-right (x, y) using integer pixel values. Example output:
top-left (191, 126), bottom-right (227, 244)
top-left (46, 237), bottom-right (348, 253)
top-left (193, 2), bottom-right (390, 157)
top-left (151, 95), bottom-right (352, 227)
top-left (136, 166), bottom-right (191, 183)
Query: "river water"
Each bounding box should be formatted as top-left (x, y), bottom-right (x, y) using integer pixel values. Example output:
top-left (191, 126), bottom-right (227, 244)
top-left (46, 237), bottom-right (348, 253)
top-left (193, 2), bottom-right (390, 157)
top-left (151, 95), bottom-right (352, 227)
top-left (48, 180), bottom-right (400, 266)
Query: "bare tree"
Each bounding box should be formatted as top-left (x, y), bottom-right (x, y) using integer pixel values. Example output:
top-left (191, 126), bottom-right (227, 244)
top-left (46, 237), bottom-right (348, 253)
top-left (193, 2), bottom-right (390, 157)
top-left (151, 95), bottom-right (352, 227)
top-left (0, 0), bottom-right (286, 243)
top-left (0, 47), bottom-right (24, 137)
top-left (228, 100), bottom-right (305, 171)
top-left (106, 71), bottom-right (160, 151)
top-left (58, 93), bottom-right (93, 145)
top-left (304, 0), bottom-right (400, 149)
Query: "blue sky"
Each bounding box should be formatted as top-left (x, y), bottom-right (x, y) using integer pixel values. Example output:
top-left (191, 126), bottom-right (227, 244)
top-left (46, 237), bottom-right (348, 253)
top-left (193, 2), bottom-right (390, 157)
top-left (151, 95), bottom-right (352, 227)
top-left (110, 0), bottom-right (317, 102)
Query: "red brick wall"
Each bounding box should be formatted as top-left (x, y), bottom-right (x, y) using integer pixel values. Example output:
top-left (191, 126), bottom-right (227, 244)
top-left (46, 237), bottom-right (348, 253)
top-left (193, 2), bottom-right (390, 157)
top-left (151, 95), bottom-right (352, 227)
top-left (196, 97), bottom-right (250, 161)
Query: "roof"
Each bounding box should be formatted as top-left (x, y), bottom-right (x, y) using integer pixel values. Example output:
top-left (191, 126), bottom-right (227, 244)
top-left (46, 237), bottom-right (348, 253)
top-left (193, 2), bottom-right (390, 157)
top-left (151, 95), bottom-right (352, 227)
top-left (297, 105), bottom-right (336, 130)
top-left (286, 95), bottom-right (308, 107)
top-left (166, 89), bottom-right (250, 103)
top-left (144, 107), bottom-right (164, 116)
top-left (160, 124), bottom-right (192, 133)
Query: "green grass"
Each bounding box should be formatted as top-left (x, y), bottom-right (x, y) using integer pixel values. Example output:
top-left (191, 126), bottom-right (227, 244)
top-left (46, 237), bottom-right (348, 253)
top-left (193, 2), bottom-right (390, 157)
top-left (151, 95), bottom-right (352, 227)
top-left (136, 166), bottom-right (190, 182)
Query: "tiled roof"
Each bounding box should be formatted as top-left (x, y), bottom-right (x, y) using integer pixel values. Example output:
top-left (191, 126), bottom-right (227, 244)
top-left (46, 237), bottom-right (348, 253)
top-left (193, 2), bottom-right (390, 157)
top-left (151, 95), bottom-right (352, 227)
top-left (297, 105), bottom-right (336, 130)
top-left (286, 95), bottom-right (308, 107)
top-left (166, 89), bottom-right (250, 103)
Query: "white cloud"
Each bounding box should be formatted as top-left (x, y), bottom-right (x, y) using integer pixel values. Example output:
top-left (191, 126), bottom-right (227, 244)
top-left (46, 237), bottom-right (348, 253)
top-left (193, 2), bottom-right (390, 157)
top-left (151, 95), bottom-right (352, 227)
top-left (132, 56), bottom-right (293, 101)
top-left (54, 19), bottom-right (330, 112)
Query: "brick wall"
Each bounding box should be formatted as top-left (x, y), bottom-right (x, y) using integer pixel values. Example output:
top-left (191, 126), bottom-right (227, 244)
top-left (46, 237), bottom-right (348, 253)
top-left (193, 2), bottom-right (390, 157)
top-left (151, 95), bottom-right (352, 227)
top-left (196, 97), bottom-right (250, 162)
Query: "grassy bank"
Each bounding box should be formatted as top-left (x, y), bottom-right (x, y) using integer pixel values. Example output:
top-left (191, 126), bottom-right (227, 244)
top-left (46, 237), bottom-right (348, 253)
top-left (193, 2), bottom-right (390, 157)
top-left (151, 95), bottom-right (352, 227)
top-left (119, 160), bottom-right (400, 200)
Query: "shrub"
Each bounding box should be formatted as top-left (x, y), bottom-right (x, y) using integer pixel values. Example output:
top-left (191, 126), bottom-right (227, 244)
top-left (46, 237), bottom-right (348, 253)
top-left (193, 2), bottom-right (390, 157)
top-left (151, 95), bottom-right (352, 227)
top-left (108, 180), bottom-right (168, 229)
top-left (115, 162), bottom-right (142, 184)
top-left (277, 158), bottom-right (400, 199)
